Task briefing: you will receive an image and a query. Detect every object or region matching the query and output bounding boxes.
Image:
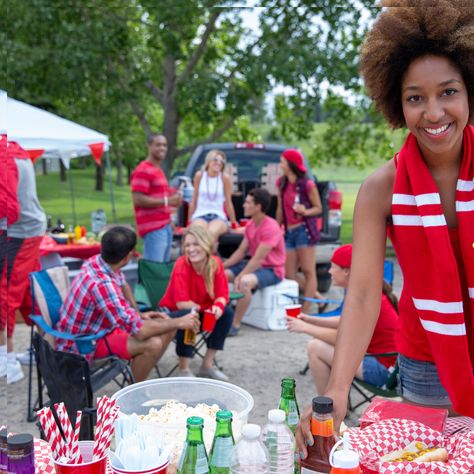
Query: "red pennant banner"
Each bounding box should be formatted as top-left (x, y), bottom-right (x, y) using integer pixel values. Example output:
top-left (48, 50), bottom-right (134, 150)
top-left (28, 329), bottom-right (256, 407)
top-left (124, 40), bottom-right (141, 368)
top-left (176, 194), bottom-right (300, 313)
top-left (26, 149), bottom-right (45, 163)
top-left (88, 142), bottom-right (105, 166)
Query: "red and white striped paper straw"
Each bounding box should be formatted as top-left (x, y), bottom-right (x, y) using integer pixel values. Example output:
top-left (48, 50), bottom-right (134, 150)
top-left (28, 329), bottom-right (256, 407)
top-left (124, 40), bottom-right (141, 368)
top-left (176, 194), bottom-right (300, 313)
top-left (37, 407), bottom-right (67, 460)
top-left (93, 397), bottom-right (119, 459)
top-left (55, 402), bottom-right (74, 458)
top-left (71, 410), bottom-right (83, 463)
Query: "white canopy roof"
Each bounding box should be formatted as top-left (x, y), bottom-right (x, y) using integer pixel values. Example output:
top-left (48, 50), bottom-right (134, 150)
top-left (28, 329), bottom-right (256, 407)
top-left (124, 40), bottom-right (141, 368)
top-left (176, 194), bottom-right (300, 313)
top-left (2, 90), bottom-right (110, 166)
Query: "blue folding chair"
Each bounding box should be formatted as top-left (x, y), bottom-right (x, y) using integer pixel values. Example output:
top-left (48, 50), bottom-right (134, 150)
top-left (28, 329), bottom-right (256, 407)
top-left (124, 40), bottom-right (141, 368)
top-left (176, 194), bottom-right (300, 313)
top-left (27, 266), bottom-right (134, 422)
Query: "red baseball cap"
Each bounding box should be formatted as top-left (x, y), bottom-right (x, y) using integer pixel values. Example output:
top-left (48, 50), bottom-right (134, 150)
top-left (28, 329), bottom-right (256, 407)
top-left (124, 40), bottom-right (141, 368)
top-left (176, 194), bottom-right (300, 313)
top-left (331, 244), bottom-right (352, 268)
top-left (282, 149), bottom-right (307, 173)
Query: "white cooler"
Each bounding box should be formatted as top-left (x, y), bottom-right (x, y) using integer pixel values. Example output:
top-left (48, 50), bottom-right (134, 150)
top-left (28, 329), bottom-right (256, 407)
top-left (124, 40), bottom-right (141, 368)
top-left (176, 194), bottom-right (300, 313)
top-left (240, 278), bottom-right (299, 331)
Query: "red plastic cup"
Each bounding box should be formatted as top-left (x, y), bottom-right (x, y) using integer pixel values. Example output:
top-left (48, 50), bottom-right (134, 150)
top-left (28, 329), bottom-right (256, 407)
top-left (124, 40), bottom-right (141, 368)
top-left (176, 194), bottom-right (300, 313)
top-left (202, 309), bottom-right (217, 333)
top-left (285, 304), bottom-right (302, 318)
top-left (53, 441), bottom-right (107, 474)
top-left (239, 218), bottom-right (250, 227)
top-left (110, 456), bottom-right (168, 474)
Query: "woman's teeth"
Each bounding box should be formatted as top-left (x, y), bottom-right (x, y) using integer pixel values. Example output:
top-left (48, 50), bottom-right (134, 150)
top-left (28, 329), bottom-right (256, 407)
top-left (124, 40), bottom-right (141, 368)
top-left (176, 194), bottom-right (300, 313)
top-left (424, 123), bottom-right (450, 135)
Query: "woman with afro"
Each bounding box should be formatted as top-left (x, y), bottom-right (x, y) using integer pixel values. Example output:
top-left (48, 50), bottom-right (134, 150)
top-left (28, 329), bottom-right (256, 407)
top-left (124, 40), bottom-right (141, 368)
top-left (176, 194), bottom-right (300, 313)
top-left (297, 0), bottom-right (474, 454)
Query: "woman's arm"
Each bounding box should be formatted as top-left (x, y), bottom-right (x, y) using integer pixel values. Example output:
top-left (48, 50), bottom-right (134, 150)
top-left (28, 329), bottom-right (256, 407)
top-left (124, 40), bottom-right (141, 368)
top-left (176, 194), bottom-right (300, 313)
top-left (296, 160), bottom-right (395, 456)
top-left (223, 173), bottom-right (237, 225)
top-left (276, 190), bottom-right (283, 225)
top-left (187, 171), bottom-right (202, 222)
top-left (300, 314), bottom-right (341, 329)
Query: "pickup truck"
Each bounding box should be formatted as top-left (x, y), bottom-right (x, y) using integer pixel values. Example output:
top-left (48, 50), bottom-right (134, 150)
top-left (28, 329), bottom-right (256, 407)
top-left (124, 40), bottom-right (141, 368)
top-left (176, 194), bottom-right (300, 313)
top-left (171, 142), bottom-right (342, 293)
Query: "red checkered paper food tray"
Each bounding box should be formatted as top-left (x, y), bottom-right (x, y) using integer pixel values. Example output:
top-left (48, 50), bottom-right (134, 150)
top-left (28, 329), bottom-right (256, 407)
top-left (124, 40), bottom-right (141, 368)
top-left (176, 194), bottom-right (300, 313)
top-left (34, 438), bottom-right (113, 473)
top-left (347, 418), bottom-right (474, 474)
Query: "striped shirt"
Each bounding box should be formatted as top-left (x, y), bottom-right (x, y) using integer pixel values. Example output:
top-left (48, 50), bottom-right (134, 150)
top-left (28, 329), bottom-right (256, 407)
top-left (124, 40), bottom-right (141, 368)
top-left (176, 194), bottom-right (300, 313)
top-left (56, 255), bottom-right (142, 355)
top-left (130, 160), bottom-right (171, 237)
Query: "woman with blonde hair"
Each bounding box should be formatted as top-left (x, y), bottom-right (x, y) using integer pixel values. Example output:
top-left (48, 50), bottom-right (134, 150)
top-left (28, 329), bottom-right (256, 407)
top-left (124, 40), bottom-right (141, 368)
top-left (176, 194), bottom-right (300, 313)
top-left (160, 225), bottom-right (234, 380)
top-left (188, 149), bottom-right (237, 242)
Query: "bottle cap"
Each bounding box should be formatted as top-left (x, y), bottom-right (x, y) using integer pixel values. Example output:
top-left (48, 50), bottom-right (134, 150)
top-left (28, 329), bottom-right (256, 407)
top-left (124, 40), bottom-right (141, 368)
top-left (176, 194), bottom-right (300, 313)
top-left (241, 424), bottom-right (261, 439)
top-left (312, 396), bottom-right (333, 414)
top-left (187, 416), bottom-right (204, 427)
top-left (7, 433), bottom-right (34, 452)
top-left (216, 410), bottom-right (233, 420)
top-left (330, 433), bottom-right (360, 469)
top-left (268, 409), bottom-right (286, 424)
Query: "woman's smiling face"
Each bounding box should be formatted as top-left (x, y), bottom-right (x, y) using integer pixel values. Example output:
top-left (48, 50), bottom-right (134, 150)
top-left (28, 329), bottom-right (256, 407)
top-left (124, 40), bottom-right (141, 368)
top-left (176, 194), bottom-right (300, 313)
top-left (401, 55), bottom-right (469, 162)
top-left (184, 233), bottom-right (206, 265)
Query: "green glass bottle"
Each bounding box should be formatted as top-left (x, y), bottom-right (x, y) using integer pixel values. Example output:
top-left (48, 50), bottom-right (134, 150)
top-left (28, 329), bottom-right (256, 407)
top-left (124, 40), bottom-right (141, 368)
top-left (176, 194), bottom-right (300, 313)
top-left (178, 416), bottom-right (209, 474)
top-left (278, 377), bottom-right (300, 474)
top-left (209, 410), bottom-right (235, 474)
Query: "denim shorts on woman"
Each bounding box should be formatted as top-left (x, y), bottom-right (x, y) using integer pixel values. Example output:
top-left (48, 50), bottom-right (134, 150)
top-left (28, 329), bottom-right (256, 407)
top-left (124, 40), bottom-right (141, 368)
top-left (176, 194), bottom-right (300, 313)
top-left (192, 213), bottom-right (228, 224)
top-left (285, 224), bottom-right (313, 250)
top-left (397, 354), bottom-right (451, 406)
top-left (362, 356), bottom-right (390, 387)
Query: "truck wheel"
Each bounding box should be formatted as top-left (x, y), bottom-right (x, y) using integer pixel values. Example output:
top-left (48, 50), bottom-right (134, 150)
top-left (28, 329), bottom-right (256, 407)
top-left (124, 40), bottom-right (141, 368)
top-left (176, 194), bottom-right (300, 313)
top-left (317, 263), bottom-right (332, 293)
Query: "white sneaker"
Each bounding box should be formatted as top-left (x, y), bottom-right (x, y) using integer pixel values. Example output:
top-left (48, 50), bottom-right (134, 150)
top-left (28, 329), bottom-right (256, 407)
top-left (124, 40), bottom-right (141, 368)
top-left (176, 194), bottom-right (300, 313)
top-left (7, 359), bottom-right (24, 384)
top-left (0, 355), bottom-right (6, 378)
top-left (16, 350), bottom-right (36, 366)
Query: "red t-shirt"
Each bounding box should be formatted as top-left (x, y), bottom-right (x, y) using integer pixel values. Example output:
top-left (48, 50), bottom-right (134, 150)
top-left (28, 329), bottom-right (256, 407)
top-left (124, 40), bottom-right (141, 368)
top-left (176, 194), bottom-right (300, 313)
top-left (276, 177), bottom-right (316, 227)
top-left (244, 216), bottom-right (286, 280)
top-left (367, 293), bottom-right (400, 368)
top-left (130, 160), bottom-right (171, 237)
top-left (159, 255), bottom-right (229, 310)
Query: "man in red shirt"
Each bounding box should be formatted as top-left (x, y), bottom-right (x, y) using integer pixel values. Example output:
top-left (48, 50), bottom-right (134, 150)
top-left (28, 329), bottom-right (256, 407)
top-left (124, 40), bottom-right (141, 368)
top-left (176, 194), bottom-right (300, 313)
top-left (224, 188), bottom-right (286, 336)
top-left (130, 134), bottom-right (182, 262)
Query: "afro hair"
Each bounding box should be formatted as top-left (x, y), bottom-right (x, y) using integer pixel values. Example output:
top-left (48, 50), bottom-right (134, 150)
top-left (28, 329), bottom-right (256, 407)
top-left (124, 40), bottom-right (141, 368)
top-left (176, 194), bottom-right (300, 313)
top-left (360, 0), bottom-right (474, 128)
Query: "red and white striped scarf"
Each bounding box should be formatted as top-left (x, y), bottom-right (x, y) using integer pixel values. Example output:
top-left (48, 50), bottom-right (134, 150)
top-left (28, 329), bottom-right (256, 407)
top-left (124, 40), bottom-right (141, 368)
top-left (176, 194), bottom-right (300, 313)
top-left (389, 125), bottom-right (474, 417)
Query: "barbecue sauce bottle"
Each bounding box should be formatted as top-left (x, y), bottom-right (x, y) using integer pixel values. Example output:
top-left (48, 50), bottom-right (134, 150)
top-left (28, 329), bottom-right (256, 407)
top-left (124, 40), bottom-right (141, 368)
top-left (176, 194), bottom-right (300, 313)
top-left (299, 396), bottom-right (336, 474)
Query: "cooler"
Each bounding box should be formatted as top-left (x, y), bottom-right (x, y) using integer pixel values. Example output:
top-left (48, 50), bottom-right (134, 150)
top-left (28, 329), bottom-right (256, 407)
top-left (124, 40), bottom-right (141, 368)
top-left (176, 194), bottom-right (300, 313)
top-left (241, 278), bottom-right (298, 331)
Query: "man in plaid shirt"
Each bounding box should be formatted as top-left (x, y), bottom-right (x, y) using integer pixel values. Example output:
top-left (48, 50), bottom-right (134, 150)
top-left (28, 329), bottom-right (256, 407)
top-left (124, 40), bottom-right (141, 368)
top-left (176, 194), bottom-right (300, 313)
top-left (56, 226), bottom-right (199, 382)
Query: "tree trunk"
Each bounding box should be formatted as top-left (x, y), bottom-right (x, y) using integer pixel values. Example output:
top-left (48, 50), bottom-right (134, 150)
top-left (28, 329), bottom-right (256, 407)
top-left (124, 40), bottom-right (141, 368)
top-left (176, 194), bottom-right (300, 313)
top-left (95, 162), bottom-right (104, 191)
top-left (162, 55), bottom-right (179, 176)
top-left (59, 160), bottom-right (67, 182)
top-left (127, 164), bottom-right (132, 184)
top-left (116, 156), bottom-right (123, 186)
top-left (41, 159), bottom-right (48, 176)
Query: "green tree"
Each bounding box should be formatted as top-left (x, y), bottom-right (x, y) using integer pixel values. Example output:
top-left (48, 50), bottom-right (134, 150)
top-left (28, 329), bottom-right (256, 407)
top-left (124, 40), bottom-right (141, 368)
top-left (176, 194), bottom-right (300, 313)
top-left (3, 0), bottom-right (380, 180)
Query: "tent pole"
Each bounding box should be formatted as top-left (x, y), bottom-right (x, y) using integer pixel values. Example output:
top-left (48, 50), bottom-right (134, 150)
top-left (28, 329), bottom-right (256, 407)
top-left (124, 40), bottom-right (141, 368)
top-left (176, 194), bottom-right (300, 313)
top-left (105, 150), bottom-right (117, 223)
top-left (68, 166), bottom-right (77, 226)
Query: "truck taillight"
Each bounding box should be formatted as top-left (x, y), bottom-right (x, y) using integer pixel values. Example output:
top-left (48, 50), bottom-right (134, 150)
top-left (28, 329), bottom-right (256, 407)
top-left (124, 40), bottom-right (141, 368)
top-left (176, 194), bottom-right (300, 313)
top-left (329, 189), bottom-right (342, 210)
top-left (234, 142), bottom-right (265, 149)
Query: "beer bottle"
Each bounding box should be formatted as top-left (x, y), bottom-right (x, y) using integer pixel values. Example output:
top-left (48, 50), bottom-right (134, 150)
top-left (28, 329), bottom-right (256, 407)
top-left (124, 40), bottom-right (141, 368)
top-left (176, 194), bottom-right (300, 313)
top-left (299, 397), bottom-right (336, 474)
top-left (278, 378), bottom-right (300, 473)
top-left (209, 410), bottom-right (235, 474)
top-left (178, 416), bottom-right (209, 474)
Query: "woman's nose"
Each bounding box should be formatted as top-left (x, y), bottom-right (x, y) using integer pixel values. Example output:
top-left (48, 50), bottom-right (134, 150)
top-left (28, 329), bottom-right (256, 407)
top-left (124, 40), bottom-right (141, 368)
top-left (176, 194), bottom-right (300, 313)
top-left (424, 98), bottom-right (445, 123)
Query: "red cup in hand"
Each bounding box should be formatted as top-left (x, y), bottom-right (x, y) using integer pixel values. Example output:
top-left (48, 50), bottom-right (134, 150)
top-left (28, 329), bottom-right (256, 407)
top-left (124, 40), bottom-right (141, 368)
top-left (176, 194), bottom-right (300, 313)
top-left (239, 218), bottom-right (249, 227)
top-left (202, 309), bottom-right (217, 332)
top-left (285, 304), bottom-right (302, 318)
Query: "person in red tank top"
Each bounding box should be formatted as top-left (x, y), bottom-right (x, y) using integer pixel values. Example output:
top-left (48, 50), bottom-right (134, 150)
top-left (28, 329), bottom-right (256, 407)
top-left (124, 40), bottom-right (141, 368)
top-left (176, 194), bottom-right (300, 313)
top-left (287, 244), bottom-right (399, 395)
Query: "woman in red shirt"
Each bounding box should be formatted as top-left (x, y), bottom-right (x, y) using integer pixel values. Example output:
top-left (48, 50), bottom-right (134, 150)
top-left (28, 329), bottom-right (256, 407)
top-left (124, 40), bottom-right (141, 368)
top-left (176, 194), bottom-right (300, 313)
top-left (160, 225), bottom-right (234, 381)
top-left (287, 245), bottom-right (399, 395)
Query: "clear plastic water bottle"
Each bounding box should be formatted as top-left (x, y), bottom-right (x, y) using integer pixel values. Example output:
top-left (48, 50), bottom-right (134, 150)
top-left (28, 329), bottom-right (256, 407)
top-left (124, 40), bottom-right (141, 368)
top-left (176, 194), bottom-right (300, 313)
top-left (261, 409), bottom-right (295, 474)
top-left (230, 424), bottom-right (269, 474)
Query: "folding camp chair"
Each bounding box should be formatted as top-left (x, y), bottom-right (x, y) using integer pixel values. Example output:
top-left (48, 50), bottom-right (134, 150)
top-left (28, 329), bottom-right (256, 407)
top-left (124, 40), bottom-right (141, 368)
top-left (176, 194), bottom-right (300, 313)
top-left (27, 266), bottom-right (134, 422)
top-left (133, 258), bottom-right (230, 377)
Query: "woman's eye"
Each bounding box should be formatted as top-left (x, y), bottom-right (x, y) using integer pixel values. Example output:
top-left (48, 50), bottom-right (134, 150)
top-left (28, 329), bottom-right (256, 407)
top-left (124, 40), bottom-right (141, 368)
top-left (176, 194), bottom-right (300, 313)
top-left (444, 88), bottom-right (458, 96)
top-left (407, 95), bottom-right (422, 103)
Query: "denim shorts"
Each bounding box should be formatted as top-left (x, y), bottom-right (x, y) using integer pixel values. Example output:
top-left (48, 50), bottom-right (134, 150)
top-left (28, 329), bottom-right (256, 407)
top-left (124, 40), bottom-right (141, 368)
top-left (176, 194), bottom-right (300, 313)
top-left (227, 261), bottom-right (282, 289)
top-left (143, 224), bottom-right (172, 262)
top-left (285, 224), bottom-right (313, 250)
top-left (193, 213), bottom-right (228, 225)
top-left (397, 354), bottom-right (451, 406)
top-left (362, 356), bottom-right (389, 387)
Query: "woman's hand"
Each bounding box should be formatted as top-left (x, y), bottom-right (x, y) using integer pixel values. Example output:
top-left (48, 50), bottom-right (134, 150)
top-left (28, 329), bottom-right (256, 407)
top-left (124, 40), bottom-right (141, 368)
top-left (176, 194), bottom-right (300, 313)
top-left (210, 305), bottom-right (223, 319)
top-left (324, 387), bottom-right (349, 434)
top-left (293, 203), bottom-right (307, 215)
top-left (286, 316), bottom-right (310, 333)
top-left (295, 404), bottom-right (313, 460)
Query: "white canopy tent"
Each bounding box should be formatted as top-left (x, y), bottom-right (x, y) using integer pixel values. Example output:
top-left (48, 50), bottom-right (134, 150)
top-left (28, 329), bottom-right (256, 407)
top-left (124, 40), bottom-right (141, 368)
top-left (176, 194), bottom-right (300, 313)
top-left (2, 90), bottom-right (117, 223)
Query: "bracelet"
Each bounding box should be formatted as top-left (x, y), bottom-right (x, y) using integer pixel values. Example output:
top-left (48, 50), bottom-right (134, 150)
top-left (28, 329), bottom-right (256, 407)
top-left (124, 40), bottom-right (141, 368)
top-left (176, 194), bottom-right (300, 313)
top-left (163, 196), bottom-right (168, 207)
top-left (214, 300), bottom-right (225, 313)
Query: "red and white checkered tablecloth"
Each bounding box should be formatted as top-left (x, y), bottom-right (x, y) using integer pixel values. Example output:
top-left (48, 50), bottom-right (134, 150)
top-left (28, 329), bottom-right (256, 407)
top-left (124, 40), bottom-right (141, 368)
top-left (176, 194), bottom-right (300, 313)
top-left (34, 439), bottom-right (112, 473)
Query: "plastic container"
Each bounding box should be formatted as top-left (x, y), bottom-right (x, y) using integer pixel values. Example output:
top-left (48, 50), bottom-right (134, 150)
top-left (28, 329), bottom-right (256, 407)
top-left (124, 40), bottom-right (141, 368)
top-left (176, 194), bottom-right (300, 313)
top-left (329, 433), bottom-right (361, 474)
top-left (230, 424), bottom-right (269, 474)
top-left (261, 409), bottom-right (294, 474)
top-left (112, 378), bottom-right (254, 467)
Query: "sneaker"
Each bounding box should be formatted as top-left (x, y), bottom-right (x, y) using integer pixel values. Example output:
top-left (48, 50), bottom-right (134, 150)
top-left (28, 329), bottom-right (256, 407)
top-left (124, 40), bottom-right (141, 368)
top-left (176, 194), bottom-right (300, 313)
top-left (16, 350), bottom-right (36, 366)
top-left (0, 356), bottom-right (6, 378)
top-left (227, 326), bottom-right (240, 337)
top-left (176, 368), bottom-right (196, 377)
top-left (198, 367), bottom-right (229, 382)
top-left (7, 359), bottom-right (24, 384)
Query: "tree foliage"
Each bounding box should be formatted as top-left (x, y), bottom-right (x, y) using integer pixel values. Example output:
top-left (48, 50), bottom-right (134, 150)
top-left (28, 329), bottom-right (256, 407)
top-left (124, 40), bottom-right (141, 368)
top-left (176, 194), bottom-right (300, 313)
top-left (3, 0), bottom-right (385, 177)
